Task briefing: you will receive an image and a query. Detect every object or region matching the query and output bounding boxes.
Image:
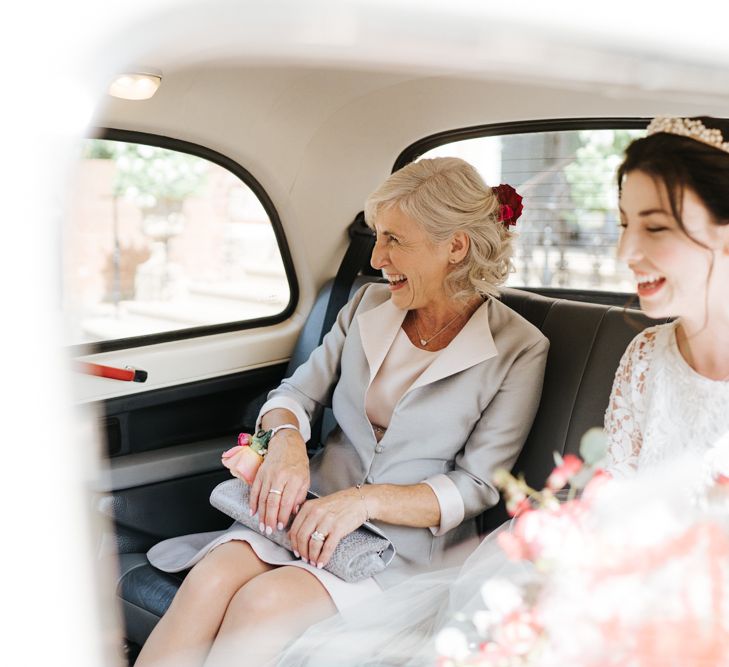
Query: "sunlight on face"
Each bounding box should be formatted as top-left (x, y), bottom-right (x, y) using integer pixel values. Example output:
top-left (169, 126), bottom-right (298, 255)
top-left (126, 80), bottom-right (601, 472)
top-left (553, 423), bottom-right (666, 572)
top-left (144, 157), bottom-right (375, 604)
top-left (618, 171), bottom-right (724, 322)
top-left (370, 207), bottom-right (453, 311)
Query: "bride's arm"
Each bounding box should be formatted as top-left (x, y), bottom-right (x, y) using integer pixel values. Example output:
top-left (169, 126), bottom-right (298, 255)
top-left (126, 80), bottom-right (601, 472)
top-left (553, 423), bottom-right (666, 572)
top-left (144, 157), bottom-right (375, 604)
top-left (603, 329), bottom-right (654, 478)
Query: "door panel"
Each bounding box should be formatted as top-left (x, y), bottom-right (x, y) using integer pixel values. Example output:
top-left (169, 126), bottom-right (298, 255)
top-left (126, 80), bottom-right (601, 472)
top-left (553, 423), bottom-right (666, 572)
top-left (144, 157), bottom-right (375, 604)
top-left (99, 363), bottom-right (287, 553)
top-left (102, 471), bottom-right (233, 554)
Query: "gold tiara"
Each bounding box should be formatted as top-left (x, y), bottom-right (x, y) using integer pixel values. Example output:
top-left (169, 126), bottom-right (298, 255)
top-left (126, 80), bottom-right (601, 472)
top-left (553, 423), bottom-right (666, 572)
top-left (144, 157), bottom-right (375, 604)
top-left (646, 116), bottom-right (729, 154)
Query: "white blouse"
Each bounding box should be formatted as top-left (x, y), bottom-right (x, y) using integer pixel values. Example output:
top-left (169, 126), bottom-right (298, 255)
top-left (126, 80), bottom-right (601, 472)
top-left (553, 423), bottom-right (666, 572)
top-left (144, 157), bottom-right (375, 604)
top-left (259, 324), bottom-right (470, 535)
top-left (365, 328), bottom-right (438, 437)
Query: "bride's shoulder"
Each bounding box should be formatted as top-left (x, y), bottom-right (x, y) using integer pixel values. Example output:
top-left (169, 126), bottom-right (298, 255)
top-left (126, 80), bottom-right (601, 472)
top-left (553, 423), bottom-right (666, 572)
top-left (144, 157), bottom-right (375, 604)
top-left (609, 323), bottom-right (674, 398)
top-left (625, 321), bottom-right (674, 356)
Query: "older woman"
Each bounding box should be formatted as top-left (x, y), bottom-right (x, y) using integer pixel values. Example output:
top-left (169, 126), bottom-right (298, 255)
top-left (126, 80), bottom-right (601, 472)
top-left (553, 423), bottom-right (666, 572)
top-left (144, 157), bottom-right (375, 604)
top-left (136, 157), bottom-right (549, 667)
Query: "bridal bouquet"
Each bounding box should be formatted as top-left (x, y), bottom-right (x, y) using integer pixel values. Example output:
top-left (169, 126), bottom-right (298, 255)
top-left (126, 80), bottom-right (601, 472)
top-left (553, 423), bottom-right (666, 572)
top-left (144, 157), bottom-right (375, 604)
top-left (436, 430), bottom-right (729, 667)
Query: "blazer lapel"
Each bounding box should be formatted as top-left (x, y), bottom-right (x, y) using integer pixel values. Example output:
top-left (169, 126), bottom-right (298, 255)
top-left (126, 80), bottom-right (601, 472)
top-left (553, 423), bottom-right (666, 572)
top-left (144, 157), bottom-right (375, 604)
top-left (357, 297), bottom-right (408, 385)
top-left (408, 299), bottom-right (497, 392)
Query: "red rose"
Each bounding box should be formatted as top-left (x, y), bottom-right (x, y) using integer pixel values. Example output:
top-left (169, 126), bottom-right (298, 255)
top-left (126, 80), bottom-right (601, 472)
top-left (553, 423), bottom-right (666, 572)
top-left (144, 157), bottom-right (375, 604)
top-left (492, 184), bottom-right (524, 227)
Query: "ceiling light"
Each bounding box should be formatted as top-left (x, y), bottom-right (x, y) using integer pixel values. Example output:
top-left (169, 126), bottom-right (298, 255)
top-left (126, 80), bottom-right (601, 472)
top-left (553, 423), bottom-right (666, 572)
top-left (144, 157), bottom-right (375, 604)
top-left (108, 72), bottom-right (161, 101)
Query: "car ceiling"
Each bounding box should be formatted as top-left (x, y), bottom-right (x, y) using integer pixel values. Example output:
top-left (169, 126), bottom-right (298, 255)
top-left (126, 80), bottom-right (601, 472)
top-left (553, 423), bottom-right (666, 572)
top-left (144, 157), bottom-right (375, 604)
top-left (89, 0), bottom-right (729, 306)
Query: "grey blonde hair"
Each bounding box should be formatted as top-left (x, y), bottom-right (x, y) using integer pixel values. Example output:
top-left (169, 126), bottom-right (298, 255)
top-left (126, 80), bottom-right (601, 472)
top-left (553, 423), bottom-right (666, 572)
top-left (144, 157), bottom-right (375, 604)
top-left (364, 157), bottom-right (514, 300)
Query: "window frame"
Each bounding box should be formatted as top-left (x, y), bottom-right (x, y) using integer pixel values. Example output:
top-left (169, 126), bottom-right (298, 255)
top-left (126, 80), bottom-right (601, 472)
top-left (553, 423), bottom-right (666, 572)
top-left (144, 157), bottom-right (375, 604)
top-left (393, 117), bottom-right (651, 170)
top-left (69, 128), bottom-right (299, 355)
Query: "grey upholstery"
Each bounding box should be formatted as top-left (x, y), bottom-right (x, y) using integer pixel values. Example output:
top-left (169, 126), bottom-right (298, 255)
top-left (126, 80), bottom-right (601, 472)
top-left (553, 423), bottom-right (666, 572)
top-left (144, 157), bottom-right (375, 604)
top-left (117, 279), bottom-right (655, 646)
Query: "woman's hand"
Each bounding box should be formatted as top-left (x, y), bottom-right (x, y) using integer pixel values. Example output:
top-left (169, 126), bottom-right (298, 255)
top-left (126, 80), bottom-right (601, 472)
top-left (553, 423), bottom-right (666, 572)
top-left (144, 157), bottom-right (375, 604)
top-left (249, 430), bottom-right (310, 534)
top-left (289, 488), bottom-right (368, 568)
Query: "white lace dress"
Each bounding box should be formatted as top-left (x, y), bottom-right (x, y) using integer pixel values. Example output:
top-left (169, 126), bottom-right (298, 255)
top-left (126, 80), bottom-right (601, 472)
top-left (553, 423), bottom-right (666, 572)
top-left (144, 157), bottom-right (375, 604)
top-left (604, 321), bottom-right (729, 478)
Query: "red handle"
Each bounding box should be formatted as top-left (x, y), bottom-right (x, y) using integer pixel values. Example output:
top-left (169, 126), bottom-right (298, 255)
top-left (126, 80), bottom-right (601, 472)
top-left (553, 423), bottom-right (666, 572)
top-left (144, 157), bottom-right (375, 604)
top-left (75, 362), bottom-right (147, 382)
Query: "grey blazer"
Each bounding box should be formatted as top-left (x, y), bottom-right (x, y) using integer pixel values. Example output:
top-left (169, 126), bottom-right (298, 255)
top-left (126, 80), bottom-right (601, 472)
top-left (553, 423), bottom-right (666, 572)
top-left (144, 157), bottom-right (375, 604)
top-left (267, 283), bottom-right (548, 587)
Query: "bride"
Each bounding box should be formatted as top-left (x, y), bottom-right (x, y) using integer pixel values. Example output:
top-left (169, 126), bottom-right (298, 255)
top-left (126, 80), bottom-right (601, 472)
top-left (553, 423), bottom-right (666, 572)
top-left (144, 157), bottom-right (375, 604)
top-left (274, 116), bottom-right (729, 666)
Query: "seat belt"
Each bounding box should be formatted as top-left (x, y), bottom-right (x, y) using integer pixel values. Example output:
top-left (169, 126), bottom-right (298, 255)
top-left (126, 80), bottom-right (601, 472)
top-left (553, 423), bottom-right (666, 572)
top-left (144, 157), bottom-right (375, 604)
top-left (244, 212), bottom-right (374, 446)
top-left (309, 211), bottom-right (375, 450)
top-left (318, 211), bottom-right (376, 344)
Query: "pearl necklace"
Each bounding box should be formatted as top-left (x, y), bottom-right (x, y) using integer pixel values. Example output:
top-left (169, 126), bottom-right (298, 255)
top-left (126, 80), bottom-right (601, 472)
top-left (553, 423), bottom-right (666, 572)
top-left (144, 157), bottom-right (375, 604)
top-left (412, 310), bottom-right (462, 347)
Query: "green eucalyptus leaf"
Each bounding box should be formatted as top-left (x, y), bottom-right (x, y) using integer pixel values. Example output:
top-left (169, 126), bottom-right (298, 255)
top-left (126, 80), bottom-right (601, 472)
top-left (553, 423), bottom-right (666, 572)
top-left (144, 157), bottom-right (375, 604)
top-left (579, 427), bottom-right (608, 466)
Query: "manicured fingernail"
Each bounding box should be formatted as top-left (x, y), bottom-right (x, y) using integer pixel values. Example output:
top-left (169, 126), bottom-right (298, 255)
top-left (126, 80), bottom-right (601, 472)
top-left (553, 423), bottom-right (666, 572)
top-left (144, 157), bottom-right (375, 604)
top-left (317, 562), bottom-right (323, 569)
top-left (266, 525), bottom-right (272, 535)
top-left (259, 522), bottom-right (265, 532)
top-left (295, 505), bottom-right (300, 513)
top-left (277, 522), bottom-right (284, 531)
top-left (293, 550), bottom-right (300, 558)
top-left (248, 508), bottom-right (254, 516)
top-left (309, 560), bottom-right (316, 566)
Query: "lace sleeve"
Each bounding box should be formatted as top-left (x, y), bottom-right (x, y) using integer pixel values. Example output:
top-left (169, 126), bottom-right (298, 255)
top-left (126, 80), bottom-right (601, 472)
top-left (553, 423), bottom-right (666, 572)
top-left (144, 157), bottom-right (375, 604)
top-left (603, 328), bottom-right (657, 478)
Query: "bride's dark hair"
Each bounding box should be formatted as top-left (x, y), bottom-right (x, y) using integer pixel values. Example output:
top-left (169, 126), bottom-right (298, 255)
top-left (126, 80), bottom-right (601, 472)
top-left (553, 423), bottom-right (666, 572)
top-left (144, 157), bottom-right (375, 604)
top-left (617, 116), bottom-right (729, 246)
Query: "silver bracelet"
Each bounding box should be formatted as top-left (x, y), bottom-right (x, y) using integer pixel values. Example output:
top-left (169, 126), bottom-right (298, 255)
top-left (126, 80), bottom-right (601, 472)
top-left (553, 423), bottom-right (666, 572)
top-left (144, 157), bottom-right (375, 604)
top-left (355, 483), bottom-right (371, 522)
top-left (269, 423), bottom-right (300, 438)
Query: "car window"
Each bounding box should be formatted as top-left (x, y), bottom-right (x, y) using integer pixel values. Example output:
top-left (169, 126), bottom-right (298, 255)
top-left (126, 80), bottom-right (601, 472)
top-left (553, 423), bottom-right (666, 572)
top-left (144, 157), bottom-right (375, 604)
top-left (420, 128), bottom-right (645, 294)
top-left (65, 137), bottom-right (291, 346)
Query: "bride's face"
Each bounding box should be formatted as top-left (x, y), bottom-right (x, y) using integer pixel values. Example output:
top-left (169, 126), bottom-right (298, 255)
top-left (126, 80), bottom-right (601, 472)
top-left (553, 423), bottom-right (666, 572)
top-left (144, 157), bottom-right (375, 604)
top-left (618, 170), bottom-right (729, 322)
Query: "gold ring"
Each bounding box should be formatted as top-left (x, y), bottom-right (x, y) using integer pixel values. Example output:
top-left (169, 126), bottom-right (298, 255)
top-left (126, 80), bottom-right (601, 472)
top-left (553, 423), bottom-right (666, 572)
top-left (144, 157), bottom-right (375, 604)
top-left (268, 489), bottom-right (283, 495)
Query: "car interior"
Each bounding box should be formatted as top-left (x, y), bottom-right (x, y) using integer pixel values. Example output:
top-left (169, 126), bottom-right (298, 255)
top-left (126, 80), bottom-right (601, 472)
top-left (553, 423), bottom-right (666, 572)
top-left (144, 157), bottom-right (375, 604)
top-left (63, 6), bottom-right (729, 662)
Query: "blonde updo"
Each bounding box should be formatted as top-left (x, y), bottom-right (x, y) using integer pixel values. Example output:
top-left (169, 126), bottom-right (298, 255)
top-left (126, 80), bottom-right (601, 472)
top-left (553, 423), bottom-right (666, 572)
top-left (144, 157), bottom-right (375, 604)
top-left (364, 157), bottom-right (514, 301)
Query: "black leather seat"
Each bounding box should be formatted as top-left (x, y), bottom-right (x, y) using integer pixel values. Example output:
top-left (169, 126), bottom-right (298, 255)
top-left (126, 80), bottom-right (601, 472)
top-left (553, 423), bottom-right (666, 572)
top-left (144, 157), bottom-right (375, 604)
top-left (115, 279), bottom-right (654, 646)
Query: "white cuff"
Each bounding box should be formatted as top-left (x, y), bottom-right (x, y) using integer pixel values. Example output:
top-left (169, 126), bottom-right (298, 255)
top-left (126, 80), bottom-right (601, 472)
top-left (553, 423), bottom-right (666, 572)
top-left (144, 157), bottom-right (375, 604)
top-left (256, 397), bottom-right (311, 443)
top-left (422, 474), bottom-right (465, 536)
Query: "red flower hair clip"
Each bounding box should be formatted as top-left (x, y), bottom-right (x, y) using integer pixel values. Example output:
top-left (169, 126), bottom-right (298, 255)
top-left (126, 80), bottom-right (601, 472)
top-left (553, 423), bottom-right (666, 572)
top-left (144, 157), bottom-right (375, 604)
top-left (492, 184), bottom-right (524, 228)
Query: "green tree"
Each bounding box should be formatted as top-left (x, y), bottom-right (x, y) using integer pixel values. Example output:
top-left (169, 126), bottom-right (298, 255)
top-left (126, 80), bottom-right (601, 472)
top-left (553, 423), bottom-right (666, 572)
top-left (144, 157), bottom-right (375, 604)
top-left (112, 143), bottom-right (208, 213)
top-left (565, 129), bottom-right (642, 226)
top-left (83, 139), bottom-right (118, 159)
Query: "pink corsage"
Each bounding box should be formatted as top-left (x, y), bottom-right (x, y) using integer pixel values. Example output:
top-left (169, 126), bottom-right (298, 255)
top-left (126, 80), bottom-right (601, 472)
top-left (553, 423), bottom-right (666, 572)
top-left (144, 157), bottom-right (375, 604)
top-left (221, 430), bottom-right (272, 484)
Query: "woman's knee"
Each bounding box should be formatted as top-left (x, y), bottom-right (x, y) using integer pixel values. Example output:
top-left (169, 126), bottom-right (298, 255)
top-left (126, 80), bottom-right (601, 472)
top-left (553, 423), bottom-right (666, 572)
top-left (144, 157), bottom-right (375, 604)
top-left (228, 575), bottom-right (289, 619)
top-left (179, 542), bottom-right (268, 602)
top-left (225, 567), bottom-right (335, 625)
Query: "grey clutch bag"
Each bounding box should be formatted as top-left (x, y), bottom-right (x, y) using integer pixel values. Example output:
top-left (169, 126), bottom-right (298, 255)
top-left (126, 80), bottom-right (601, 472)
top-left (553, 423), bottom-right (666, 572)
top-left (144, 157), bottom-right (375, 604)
top-left (209, 478), bottom-right (396, 583)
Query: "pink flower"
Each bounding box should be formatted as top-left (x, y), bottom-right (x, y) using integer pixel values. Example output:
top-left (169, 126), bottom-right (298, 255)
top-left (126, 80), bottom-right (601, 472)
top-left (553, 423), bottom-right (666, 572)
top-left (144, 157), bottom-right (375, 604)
top-left (226, 447), bottom-right (264, 484)
top-left (546, 454), bottom-right (583, 491)
top-left (512, 509), bottom-right (550, 561)
top-left (222, 433), bottom-right (264, 483)
top-left (582, 468), bottom-right (613, 503)
top-left (494, 610), bottom-right (542, 655)
top-left (221, 445), bottom-right (242, 459)
top-left (507, 496), bottom-right (532, 517)
top-left (497, 531), bottom-right (529, 561)
top-left (714, 473), bottom-right (729, 486)
top-left (478, 641), bottom-right (514, 662)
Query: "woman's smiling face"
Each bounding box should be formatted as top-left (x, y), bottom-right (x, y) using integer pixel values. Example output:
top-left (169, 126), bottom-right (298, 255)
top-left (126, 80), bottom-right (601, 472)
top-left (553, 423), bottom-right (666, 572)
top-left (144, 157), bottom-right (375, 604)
top-left (618, 170), bottom-right (726, 322)
top-left (370, 206), bottom-right (454, 311)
